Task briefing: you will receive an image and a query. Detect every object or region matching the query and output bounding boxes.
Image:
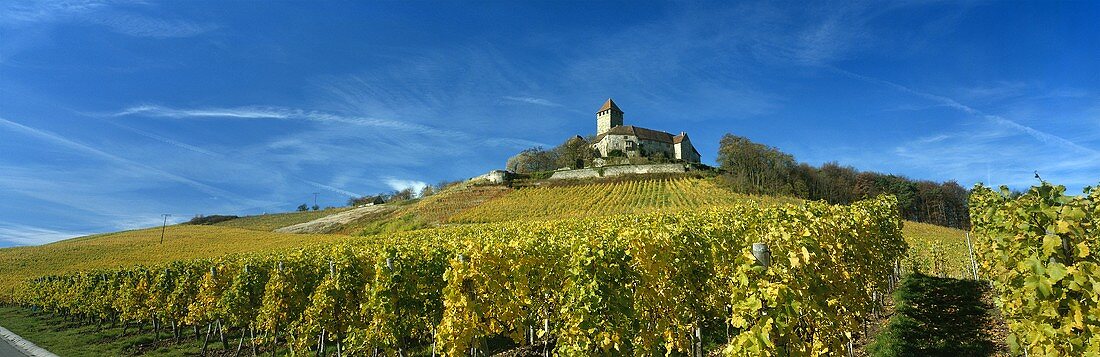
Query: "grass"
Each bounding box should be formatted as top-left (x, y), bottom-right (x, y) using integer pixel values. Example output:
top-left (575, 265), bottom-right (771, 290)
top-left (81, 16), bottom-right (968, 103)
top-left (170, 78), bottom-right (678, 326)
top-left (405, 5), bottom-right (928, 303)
top-left (337, 185), bottom-right (513, 235)
top-left (0, 178), bottom-right (982, 355)
top-left (869, 273), bottom-right (1002, 356)
top-left (212, 207), bottom-right (352, 231)
top-left (0, 225), bottom-right (348, 293)
top-left (0, 181), bottom-right (969, 293)
top-left (0, 305), bottom-right (220, 356)
top-left (900, 221), bottom-right (973, 279)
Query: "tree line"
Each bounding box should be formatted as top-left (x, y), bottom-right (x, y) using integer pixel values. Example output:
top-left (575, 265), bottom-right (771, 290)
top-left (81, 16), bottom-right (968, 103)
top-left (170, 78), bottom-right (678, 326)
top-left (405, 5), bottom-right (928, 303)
top-left (346, 179), bottom-right (463, 207)
top-left (505, 135), bottom-right (596, 173)
top-left (717, 134), bottom-right (970, 229)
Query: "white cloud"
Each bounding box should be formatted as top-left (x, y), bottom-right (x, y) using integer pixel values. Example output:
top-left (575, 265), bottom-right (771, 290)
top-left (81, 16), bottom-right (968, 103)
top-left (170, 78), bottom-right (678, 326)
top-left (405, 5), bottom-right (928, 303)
top-left (383, 178), bottom-right (428, 194)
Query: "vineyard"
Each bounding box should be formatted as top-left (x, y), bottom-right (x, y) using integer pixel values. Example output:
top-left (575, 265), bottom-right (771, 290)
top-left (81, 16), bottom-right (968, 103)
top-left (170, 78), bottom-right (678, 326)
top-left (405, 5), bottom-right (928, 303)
top-left (0, 226), bottom-right (346, 293)
top-left (898, 221), bottom-right (973, 279)
top-left (10, 195), bottom-right (905, 356)
top-left (336, 185), bottom-right (515, 235)
top-left (448, 178), bottom-right (797, 224)
top-left (969, 183), bottom-right (1100, 355)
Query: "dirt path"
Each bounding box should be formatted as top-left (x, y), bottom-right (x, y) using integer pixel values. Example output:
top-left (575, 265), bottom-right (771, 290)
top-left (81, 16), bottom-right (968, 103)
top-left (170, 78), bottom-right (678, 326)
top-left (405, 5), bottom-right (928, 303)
top-left (274, 205), bottom-right (394, 234)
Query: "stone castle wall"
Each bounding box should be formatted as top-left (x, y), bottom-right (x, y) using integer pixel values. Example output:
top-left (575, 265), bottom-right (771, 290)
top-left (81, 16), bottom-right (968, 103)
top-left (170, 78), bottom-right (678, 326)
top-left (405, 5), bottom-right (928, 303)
top-left (548, 163), bottom-right (695, 180)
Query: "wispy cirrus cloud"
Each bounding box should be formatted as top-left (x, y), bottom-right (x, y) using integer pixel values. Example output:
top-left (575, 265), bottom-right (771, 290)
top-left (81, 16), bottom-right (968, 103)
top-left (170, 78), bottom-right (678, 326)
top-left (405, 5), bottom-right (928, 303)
top-left (113, 104), bottom-right (467, 138)
top-left (2, 1), bottom-right (217, 38)
top-left (97, 113), bottom-right (367, 198)
top-left (502, 96), bottom-right (561, 107)
top-left (88, 10), bottom-right (217, 38)
top-left (0, 222), bottom-right (90, 246)
top-left (0, 116), bottom-right (264, 206)
top-left (892, 128), bottom-right (1100, 189)
top-left (0, 0), bottom-right (110, 25)
top-left (829, 67), bottom-right (1100, 157)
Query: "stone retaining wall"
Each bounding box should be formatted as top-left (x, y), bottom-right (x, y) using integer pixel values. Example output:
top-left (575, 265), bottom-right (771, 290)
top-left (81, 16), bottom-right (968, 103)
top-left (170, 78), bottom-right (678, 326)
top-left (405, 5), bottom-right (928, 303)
top-left (549, 163), bottom-right (694, 180)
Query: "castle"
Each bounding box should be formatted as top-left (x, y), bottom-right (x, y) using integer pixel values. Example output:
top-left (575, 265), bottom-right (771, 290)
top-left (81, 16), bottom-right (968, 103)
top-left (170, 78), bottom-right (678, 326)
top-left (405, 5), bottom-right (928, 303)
top-left (591, 98), bottom-right (701, 163)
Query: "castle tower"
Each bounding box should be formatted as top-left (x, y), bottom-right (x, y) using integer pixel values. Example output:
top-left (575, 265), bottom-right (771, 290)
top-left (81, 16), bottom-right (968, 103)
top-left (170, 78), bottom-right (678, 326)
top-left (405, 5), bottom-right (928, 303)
top-left (596, 98), bottom-right (624, 135)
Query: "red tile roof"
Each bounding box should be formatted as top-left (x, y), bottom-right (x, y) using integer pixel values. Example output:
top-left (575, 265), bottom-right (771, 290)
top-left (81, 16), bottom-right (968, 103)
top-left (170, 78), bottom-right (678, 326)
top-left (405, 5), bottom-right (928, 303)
top-left (597, 98), bottom-right (622, 113)
top-left (595, 125), bottom-right (676, 144)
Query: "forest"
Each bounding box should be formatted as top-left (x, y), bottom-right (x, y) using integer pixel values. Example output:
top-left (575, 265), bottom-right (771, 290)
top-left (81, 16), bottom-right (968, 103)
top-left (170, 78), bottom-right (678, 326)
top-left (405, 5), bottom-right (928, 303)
top-left (717, 134), bottom-right (971, 229)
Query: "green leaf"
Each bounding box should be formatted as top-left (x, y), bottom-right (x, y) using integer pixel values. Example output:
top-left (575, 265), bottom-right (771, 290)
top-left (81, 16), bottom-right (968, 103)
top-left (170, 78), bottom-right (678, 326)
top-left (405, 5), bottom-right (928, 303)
top-left (1046, 263), bottom-right (1067, 283)
top-left (1042, 235), bottom-right (1061, 258)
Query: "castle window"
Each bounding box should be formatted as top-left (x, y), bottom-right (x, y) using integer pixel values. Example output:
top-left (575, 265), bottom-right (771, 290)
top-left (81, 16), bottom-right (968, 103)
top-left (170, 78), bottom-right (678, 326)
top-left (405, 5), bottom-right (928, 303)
top-left (626, 141), bottom-right (636, 151)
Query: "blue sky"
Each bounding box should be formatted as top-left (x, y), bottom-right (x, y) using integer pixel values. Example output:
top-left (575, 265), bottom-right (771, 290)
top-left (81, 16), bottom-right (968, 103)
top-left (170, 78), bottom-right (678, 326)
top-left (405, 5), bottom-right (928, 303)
top-left (1, 1), bottom-right (1097, 246)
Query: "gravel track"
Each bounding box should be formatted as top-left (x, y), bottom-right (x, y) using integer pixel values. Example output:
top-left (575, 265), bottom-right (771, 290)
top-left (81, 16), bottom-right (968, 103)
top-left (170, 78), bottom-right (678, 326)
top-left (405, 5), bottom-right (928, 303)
top-left (274, 204), bottom-right (393, 234)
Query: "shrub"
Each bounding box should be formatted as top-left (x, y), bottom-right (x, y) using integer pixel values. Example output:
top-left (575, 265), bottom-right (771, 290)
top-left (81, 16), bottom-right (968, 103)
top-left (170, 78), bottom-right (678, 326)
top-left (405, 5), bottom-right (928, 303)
top-left (185, 215), bottom-right (239, 225)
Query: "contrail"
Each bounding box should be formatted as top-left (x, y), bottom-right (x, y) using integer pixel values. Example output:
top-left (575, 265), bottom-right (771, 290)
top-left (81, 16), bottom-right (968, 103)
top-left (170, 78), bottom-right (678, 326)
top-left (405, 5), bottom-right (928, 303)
top-left (101, 119), bottom-right (224, 157)
top-left (828, 66), bottom-right (1100, 157)
top-left (100, 116), bottom-right (364, 198)
top-left (0, 116), bottom-right (262, 205)
top-left (112, 104), bottom-right (465, 139)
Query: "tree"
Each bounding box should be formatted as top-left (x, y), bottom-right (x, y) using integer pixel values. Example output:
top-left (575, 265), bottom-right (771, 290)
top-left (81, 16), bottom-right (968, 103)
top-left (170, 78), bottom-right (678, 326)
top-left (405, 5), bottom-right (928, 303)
top-left (391, 188), bottom-right (416, 202)
top-left (420, 185), bottom-right (436, 197)
top-left (714, 133), bottom-right (971, 229)
top-left (296, 204), bottom-right (308, 212)
top-left (506, 147), bottom-right (559, 173)
top-left (554, 136), bottom-right (594, 169)
top-left (311, 204), bottom-right (320, 211)
top-left (716, 134), bottom-right (797, 195)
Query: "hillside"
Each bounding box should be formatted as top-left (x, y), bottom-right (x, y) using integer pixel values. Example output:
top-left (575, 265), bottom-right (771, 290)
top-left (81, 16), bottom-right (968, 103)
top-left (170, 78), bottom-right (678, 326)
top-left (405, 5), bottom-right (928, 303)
top-left (0, 174), bottom-right (978, 357)
top-left (0, 225), bottom-right (346, 292)
top-left (212, 207), bottom-right (353, 231)
top-left (0, 175), bottom-right (972, 295)
top-left (448, 177), bottom-right (798, 223)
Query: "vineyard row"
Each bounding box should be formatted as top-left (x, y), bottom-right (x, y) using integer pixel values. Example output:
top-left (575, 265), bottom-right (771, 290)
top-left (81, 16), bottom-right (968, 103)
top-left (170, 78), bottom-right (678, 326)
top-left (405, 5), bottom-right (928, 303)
top-left (12, 195), bottom-right (906, 356)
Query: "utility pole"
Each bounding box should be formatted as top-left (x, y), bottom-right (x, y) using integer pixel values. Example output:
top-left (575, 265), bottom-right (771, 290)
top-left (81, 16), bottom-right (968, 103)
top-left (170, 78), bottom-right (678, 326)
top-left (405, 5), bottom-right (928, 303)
top-left (313, 192), bottom-right (320, 208)
top-left (160, 214), bottom-right (171, 244)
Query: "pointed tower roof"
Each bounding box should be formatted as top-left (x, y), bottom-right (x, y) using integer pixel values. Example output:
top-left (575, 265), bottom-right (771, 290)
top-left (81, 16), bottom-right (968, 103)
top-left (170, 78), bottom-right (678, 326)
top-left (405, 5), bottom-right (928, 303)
top-left (597, 98), bottom-right (622, 113)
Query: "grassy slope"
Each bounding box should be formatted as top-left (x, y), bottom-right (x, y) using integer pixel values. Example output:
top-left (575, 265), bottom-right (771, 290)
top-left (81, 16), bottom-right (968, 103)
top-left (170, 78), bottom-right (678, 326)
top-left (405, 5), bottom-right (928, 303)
top-left (335, 185), bottom-right (514, 235)
top-left (0, 176), bottom-right (970, 292)
top-left (213, 207), bottom-right (352, 231)
top-left (0, 175), bottom-right (973, 355)
top-left (0, 306), bottom-right (215, 357)
top-left (0, 225), bottom-right (346, 292)
top-left (0, 177), bottom-right (971, 292)
top-left (900, 221), bottom-right (973, 279)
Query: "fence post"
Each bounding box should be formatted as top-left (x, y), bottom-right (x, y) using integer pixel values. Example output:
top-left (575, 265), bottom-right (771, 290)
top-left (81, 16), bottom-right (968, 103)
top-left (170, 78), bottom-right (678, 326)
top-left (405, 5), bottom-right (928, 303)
top-left (695, 325), bottom-right (703, 357)
top-left (752, 243), bottom-right (771, 268)
top-left (965, 232), bottom-right (979, 280)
